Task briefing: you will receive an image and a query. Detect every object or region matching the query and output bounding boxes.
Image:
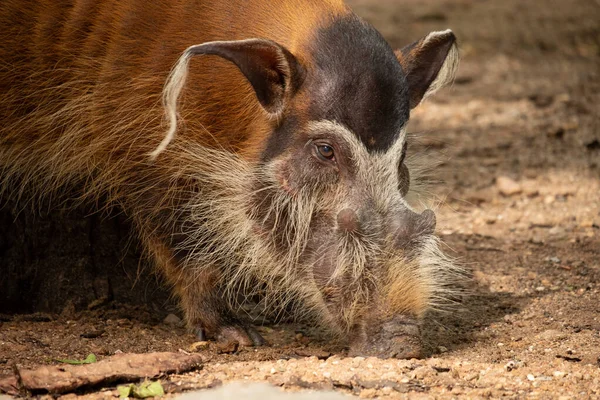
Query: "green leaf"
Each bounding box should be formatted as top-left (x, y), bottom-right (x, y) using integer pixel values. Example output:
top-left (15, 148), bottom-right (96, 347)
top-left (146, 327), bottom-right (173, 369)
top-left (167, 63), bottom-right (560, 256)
top-left (55, 353), bottom-right (98, 365)
top-left (118, 384), bottom-right (134, 398)
top-left (118, 381), bottom-right (165, 399)
top-left (82, 353), bottom-right (97, 363)
top-left (133, 381), bottom-right (165, 398)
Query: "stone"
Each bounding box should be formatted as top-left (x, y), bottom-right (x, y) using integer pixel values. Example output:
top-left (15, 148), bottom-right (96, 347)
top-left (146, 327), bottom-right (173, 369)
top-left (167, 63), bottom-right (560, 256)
top-left (473, 270), bottom-right (490, 286)
top-left (178, 382), bottom-right (349, 400)
top-left (496, 176), bottom-right (522, 196)
top-left (544, 195), bottom-right (556, 204)
top-left (536, 330), bottom-right (567, 341)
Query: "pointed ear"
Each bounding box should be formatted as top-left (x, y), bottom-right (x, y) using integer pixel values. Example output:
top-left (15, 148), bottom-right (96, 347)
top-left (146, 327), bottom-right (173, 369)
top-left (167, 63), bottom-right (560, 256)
top-left (395, 29), bottom-right (459, 109)
top-left (185, 39), bottom-right (304, 114)
top-left (151, 39), bottom-right (304, 160)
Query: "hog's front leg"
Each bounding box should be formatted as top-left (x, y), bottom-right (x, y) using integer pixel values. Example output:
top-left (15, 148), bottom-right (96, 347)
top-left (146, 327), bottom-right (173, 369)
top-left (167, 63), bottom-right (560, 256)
top-left (146, 236), bottom-right (265, 346)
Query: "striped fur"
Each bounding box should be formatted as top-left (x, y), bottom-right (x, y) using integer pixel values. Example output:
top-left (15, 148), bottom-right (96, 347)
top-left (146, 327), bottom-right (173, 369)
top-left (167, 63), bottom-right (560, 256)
top-left (0, 0), bottom-right (461, 356)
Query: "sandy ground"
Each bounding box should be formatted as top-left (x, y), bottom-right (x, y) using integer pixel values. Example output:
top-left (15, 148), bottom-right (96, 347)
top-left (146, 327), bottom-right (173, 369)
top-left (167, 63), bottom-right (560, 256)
top-left (1, 0), bottom-right (599, 398)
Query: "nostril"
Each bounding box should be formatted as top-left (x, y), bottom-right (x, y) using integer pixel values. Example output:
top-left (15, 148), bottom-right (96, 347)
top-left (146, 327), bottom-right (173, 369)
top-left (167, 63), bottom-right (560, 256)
top-left (392, 208), bottom-right (437, 249)
top-left (337, 208), bottom-right (359, 233)
top-left (420, 209), bottom-right (436, 236)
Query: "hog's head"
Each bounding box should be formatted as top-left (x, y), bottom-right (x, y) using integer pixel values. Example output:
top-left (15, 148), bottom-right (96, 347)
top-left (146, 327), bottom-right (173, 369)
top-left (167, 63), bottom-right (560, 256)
top-left (165, 16), bottom-right (460, 358)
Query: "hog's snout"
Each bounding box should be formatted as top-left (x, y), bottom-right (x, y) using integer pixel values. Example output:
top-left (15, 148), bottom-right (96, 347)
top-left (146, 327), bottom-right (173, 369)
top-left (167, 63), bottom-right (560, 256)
top-left (349, 315), bottom-right (423, 359)
top-left (390, 208), bottom-right (436, 249)
top-left (336, 205), bottom-right (436, 243)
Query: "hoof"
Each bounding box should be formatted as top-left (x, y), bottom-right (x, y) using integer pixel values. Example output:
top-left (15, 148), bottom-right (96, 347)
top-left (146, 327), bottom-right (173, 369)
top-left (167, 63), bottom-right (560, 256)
top-left (217, 325), bottom-right (266, 347)
top-left (195, 324), bottom-right (266, 347)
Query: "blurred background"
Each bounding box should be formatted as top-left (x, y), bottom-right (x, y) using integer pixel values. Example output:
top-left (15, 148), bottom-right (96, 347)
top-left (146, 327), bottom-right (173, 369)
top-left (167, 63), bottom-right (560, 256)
top-left (346, 0), bottom-right (600, 370)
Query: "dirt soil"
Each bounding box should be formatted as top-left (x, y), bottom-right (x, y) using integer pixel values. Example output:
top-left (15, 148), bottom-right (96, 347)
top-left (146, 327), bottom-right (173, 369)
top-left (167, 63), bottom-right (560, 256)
top-left (1, 0), bottom-right (599, 398)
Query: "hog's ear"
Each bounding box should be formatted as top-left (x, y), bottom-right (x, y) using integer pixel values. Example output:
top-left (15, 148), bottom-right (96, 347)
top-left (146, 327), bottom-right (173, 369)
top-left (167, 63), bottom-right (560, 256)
top-left (152, 39), bottom-right (305, 159)
top-left (185, 39), bottom-right (304, 114)
top-left (395, 29), bottom-right (459, 109)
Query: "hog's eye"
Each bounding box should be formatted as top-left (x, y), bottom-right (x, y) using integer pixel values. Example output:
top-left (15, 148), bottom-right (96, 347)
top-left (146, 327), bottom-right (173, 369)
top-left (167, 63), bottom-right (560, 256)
top-left (316, 144), bottom-right (335, 161)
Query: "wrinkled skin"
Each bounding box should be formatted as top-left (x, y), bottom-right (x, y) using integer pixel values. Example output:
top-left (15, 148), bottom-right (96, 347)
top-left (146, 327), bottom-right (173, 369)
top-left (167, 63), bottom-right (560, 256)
top-left (256, 120), bottom-right (438, 358)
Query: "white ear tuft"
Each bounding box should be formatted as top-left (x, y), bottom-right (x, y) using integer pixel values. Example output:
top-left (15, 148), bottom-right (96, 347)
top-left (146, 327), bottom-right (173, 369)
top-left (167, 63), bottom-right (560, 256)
top-left (421, 29), bottom-right (459, 102)
top-left (396, 29), bottom-right (459, 109)
top-left (149, 47), bottom-right (196, 161)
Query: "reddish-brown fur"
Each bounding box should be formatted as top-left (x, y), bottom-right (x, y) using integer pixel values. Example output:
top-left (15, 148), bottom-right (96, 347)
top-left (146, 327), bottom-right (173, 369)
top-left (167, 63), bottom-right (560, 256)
top-left (1, 0), bottom-right (346, 158)
top-left (0, 0), bottom-right (350, 342)
top-left (0, 0), bottom-right (460, 355)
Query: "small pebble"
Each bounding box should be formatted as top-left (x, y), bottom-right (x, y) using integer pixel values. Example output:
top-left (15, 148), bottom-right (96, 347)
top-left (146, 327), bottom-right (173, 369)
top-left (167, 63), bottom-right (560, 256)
top-left (358, 388), bottom-right (378, 399)
top-left (544, 195), bottom-right (556, 204)
top-left (496, 176), bottom-right (522, 196)
top-left (464, 372), bottom-right (480, 381)
top-left (530, 237), bottom-right (544, 245)
top-left (536, 329), bottom-right (566, 341)
top-left (528, 271), bottom-right (538, 279)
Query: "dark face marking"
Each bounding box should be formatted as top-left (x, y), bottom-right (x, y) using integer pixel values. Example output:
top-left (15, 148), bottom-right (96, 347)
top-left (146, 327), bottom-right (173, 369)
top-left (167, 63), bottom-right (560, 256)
top-left (260, 15), bottom-right (410, 161)
top-left (306, 15), bottom-right (410, 152)
top-left (262, 113), bottom-right (301, 161)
